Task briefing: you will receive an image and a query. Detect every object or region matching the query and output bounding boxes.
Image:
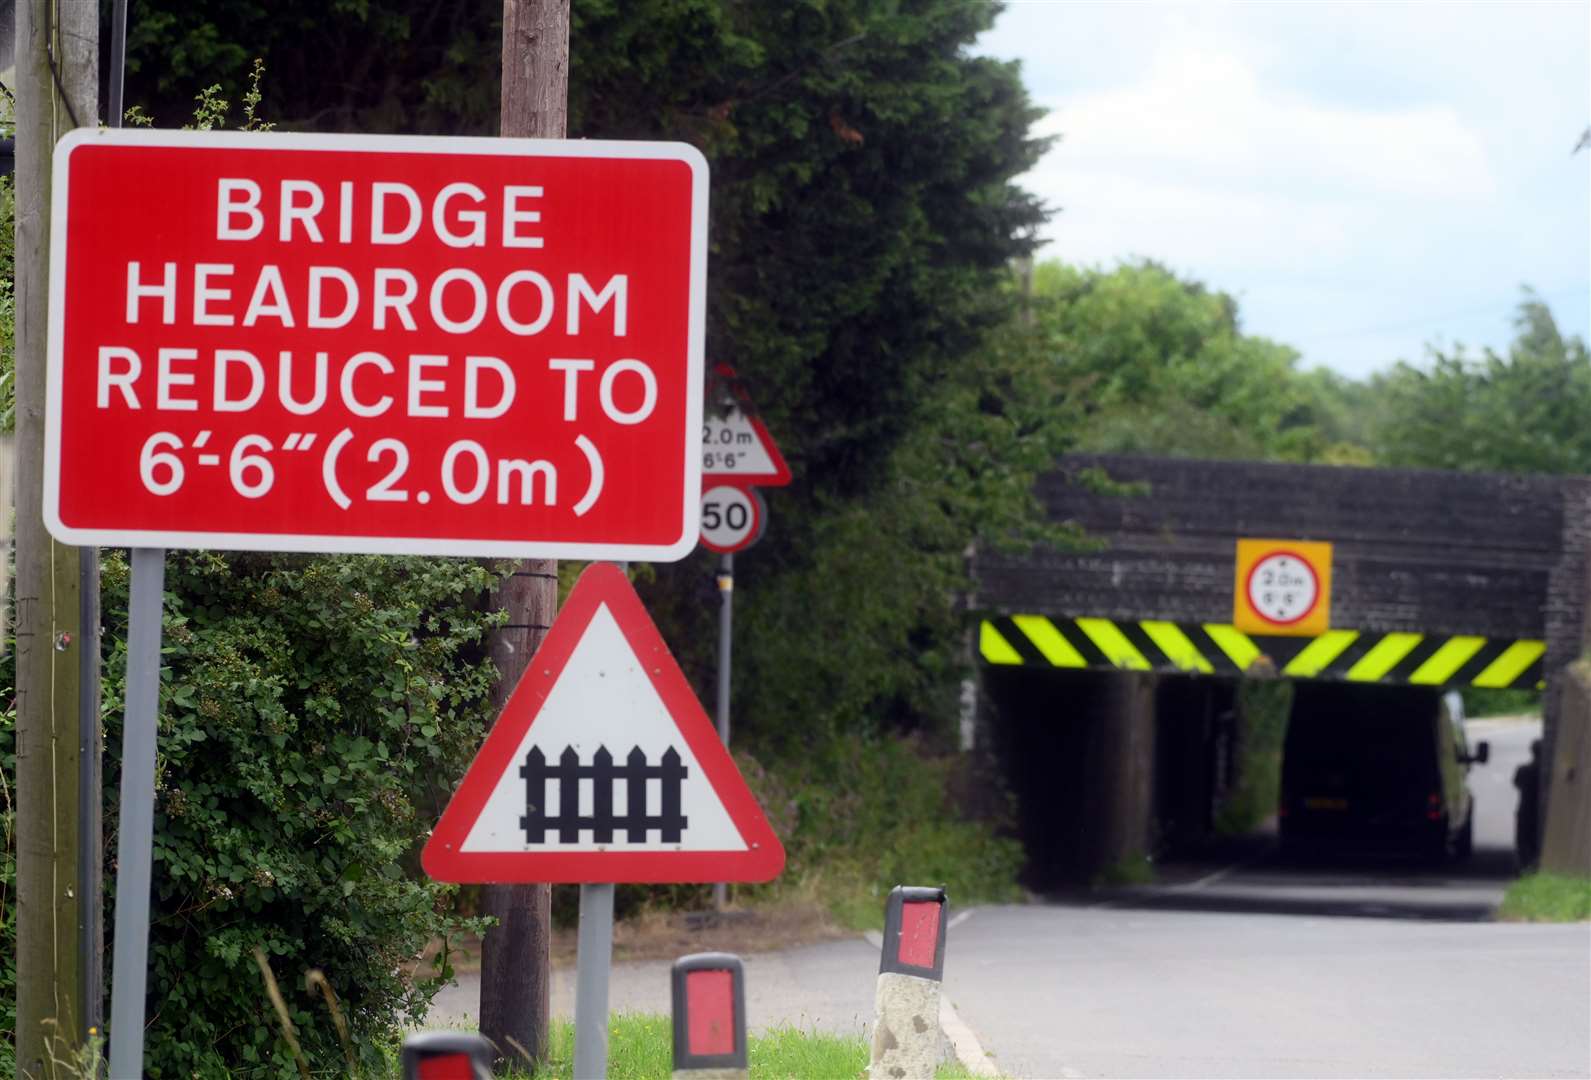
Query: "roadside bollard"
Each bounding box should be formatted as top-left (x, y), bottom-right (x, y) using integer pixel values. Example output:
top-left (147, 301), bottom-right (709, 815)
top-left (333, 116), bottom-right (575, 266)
top-left (870, 886), bottom-right (948, 1080)
top-left (400, 1031), bottom-right (495, 1080)
top-left (671, 952), bottom-right (749, 1080)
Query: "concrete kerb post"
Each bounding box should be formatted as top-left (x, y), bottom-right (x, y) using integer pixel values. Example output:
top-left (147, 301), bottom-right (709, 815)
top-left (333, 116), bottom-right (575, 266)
top-left (401, 1030), bottom-right (496, 1079)
top-left (671, 952), bottom-right (750, 1080)
top-left (870, 886), bottom-right (948, 1079)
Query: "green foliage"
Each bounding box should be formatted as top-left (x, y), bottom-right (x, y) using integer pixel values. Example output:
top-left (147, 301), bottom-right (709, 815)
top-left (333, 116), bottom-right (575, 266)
top-left (94, 551), bottom-right (499, 1077)
top-left (737, 735), bottom-right (1024, 929)
top-left (1092, 853), bottom-right (1155, 888)
top-left (1499, 873), bottom-right (1591, 922)
top-left (122, 2), bottom-right (501, 135)
top-left (186, 83), bottom-right (232, 130)
top-left (181, 59), bottom-right (275, 132)
top-left (1214, 680), bottom-right (1293, 836)
top-left (1366, 293), bottom-right (1591, 474)
top-left (1460, 688), bottom-right (1541, 718)
top-left (723, 324), bottom-right (1079, 753)
top-left (1030, 260), bottom-right (1330, 462)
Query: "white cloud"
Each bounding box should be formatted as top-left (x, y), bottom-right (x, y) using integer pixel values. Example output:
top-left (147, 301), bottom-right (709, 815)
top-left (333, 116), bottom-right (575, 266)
top-left (980, 2), bottom-right (1589, 380)
top-left (1028, 168), bottom-right (1363, 275)
top-left (1033, 35), bottom-right (1495, 207)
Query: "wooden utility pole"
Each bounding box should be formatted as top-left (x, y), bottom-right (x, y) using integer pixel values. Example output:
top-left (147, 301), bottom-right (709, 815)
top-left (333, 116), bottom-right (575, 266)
top-left (479, 1), bottom-right (569, 1068)
top-left (14, 1), bottom-right (98, 1075)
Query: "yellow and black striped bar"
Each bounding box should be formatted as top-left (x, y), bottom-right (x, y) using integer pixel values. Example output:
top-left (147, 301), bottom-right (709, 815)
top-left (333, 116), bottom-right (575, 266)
top-left (979, 615), bottom-right (1546, 690)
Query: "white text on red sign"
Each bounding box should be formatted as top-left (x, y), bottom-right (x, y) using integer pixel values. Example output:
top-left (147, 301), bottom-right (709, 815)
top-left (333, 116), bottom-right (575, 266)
top-left (45, 130), bottom-right (707, 559)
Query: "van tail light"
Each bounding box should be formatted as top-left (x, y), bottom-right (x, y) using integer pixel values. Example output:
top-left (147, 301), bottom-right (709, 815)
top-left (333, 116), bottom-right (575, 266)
top-left (1426, 793), bottom-right (1443, 821)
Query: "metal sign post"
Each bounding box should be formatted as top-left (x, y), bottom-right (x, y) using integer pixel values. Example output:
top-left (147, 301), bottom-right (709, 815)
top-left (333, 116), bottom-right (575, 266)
top-left (107, 547), bottom-right (165, 1079)
top-left (713, 554), bottom-right (734, 910)
top-left (573, 558), bottom-right (624, 1080)
top-left (572, 882), bottom-right (615, 1079)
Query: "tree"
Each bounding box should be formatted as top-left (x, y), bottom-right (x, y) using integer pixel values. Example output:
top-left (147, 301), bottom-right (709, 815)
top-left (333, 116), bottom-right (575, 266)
top-left (117, 2), bottom-right (500, 134)
top-left (1027, 260), bottom-right (1333, 462)
top-left (1367, 293), bottom-right (1591, 474)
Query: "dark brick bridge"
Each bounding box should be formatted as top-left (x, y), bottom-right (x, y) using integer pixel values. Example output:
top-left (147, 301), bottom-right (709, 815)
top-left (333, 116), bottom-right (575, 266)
top-left (971, 454), bottom-right (1591, 881)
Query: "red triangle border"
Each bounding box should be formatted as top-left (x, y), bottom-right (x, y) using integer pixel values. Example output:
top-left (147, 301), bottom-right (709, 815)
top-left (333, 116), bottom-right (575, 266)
top-left (703, 363), bottom-right (792, 487)
top-left (422, 563), bottom-right (786, 884)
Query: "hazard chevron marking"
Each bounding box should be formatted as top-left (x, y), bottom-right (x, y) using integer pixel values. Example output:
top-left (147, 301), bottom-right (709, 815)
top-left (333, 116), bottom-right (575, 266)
top-left (980, 616), bottom-right (1546, 689)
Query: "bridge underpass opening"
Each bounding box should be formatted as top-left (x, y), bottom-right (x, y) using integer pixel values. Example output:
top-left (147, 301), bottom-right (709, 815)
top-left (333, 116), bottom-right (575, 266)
top-left (980, 658), bottom-right (1526, 889)
top-left (982, 664), bottom-right (1241, 888)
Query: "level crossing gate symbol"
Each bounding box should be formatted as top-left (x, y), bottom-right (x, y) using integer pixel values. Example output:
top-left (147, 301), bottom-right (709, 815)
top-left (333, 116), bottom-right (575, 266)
top-left (521, 745), bottom-right (688, 844)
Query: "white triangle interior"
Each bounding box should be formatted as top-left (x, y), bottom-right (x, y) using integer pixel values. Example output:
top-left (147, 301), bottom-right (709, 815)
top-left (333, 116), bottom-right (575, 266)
top-left (704, 406), bottom-right (779, 476)
top-left (461, 603), bottom-right (748, 854)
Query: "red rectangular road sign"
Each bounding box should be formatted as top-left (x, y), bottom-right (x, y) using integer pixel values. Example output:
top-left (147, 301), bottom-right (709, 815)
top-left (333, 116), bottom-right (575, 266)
top-left (45, 129), bottom-right (707, 560)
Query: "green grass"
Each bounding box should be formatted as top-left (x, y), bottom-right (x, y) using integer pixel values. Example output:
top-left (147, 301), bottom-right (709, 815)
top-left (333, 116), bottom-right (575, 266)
top-left (1091, 852), bottom-right (1155, 888)
top-left (401, 1013), bottom-right (985, 1079)
top-left (1498, 873), bottom-right (1591, 922)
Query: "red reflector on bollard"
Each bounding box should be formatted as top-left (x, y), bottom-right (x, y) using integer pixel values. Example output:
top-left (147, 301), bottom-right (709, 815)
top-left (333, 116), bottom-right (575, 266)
top-left (897, 900), bottom-right (941, 968)
top-left (417, 1054), bottom-right (476, 1080)
top-left (400, 1031), bottom-right (494, 1080)
top-left (879, 886), bottom-right (947, 980)
top-left (672, 952), bottom-right (748, 1072)
top-left (686, 969), bottom-right (737, 1056)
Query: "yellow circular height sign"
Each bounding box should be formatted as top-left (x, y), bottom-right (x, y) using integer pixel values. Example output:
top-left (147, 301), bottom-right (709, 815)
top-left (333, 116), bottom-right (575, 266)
top-left (1233, 538), bottom-right (1332, 636)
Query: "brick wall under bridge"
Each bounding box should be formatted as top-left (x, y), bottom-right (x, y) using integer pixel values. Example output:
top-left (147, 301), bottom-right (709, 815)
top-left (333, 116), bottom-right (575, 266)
top-left (971, 454), bottom-right (1591, 879)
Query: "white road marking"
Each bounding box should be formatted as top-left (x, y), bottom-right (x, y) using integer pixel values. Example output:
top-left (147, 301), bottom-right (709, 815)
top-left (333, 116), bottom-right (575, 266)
top-left (1176, 859), bottom-right (1252, 891)
top-left (865, 922), bottom-right (1023, 1079)
top-left (940, 994), bottom-right (1002, 1077)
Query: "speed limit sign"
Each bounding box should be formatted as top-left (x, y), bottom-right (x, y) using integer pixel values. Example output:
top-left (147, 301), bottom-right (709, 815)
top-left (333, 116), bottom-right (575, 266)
top-left (700, 484), bottom-right (766, 554)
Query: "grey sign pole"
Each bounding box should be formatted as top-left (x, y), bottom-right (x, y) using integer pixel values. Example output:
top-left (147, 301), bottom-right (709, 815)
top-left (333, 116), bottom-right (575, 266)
top-left (715, 553), bottom-right (733, 746)
top-left (712, 553), bottom-right (733, 910)
top-left (571, 881), bottom-right (615, 1078)
top-left (108, 547), bottom-right (166, 1079)
top-left (571, 559), bottom-right (623, 1080)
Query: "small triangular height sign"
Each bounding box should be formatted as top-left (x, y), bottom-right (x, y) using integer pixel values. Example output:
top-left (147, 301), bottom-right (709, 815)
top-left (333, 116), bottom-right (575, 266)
top-left (702, 364), bottom-right (792, 486)
top-left (424, 563), bottom-right (785, 884)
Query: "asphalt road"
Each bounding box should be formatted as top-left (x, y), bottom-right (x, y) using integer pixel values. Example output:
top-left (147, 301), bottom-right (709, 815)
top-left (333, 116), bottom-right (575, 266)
top-left (425, 719), bottom-right (1589, 1078)
top-left (943, 718), bottom-right (1590, 1079)
top-left (425, 934), bottom-right (881, 1038)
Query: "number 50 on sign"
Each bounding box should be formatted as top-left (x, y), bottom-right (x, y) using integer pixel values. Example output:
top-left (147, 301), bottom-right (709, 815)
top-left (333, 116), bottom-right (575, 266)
top-left (699, 484), bottom-right (765, 554)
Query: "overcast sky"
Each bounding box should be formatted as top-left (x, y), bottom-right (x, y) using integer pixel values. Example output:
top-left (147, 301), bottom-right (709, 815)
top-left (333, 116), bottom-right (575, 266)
top-left (976, 0), bottom-right (1590, 381)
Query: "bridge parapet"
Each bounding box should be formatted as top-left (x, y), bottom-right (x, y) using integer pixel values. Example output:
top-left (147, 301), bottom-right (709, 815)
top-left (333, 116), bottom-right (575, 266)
top-left (974, 455), bottom-right (1584, 646)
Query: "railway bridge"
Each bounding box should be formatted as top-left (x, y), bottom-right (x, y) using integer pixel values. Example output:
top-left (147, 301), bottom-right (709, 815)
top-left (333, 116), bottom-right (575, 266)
top-left (972, 454), bottom-right (1591, 882)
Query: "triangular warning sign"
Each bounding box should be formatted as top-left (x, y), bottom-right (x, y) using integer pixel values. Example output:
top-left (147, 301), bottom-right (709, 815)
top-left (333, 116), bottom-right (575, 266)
top-left (423, 563), bottom-right (785, 884)
top-left (702, 364), bottom-right (792, 486)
